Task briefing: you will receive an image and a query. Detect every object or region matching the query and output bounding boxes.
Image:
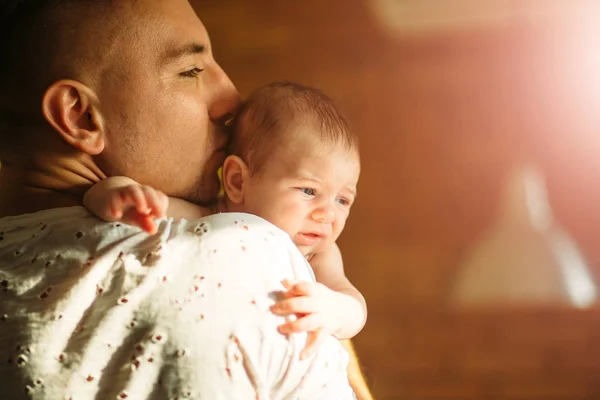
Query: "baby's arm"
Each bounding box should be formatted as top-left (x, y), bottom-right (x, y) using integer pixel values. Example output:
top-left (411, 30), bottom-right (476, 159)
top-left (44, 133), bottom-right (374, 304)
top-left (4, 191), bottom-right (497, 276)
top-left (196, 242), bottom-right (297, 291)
top-left (83, 176), bottom-right (211, 233)
top-left (270, 242), bottom-right (367, 359)
top-left (310, 243), bottom-right (367, 339)
top-left (165, 197), bottom-right (214, 220)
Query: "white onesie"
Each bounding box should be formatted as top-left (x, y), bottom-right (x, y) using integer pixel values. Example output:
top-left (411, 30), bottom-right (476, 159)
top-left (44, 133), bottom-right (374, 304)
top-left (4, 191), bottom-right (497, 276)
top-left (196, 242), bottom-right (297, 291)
top-left (0, 207), bottom-right (352, 399)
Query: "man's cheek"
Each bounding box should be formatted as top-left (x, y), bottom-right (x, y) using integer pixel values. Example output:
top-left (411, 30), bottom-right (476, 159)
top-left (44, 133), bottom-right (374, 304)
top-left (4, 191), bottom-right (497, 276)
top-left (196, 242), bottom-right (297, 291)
top-left (176, 95), bottom-right (207, 120)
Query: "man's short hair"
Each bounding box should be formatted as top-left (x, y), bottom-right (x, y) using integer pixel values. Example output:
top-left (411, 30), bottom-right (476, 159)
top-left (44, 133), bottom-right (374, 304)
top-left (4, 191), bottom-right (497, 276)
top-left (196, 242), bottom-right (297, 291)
top-left (231, 81), bottom-right (359, 175)
top-left (0, 0), bottom-right (118, 160)
top-left (1, 1), bottom-right (97, 98)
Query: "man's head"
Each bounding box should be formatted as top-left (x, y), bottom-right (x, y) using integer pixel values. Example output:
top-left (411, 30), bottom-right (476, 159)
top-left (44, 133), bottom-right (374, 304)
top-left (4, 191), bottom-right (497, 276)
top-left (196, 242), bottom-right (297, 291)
top-left (0, 0), bottom-right (240, 205)
top-left (222, 81), bottom-right (360, 255)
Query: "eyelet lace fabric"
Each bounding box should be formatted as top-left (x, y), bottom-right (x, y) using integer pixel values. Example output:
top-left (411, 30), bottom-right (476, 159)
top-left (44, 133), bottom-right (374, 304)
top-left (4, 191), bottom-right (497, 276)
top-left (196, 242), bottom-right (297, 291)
top-left (0, 208), bottom-right (352, 400)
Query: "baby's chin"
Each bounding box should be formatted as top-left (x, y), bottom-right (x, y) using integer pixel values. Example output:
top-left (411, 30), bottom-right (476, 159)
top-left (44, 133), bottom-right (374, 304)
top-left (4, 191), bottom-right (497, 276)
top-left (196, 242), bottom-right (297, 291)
top-left (294, 243), bottom-right (314, 258)
top-left (295, 242), bottom-right (328, 260)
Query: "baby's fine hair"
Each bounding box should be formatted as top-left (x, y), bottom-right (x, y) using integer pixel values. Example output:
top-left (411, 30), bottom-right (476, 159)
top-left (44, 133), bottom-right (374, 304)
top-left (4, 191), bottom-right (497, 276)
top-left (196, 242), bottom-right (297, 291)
top-left (230, 81), bottom-right (358, 175)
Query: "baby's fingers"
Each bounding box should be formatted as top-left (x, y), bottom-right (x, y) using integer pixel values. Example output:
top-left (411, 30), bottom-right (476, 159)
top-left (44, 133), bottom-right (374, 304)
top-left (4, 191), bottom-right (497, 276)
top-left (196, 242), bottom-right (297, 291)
top-left (282, 280), bottom-right (320, 297)
top-left (271, 296), bottom-right (318, 316)
top-left (110, 185), bottom-right (149, 218)
top-left (141, 186), bottom-right (168, 218)
top-left (124, 185), bottom-right (151, 215)
top-left (137, 214), bottom-right (158, 235)
top-left (278, 313), bottom-right (322, 335)
top-left (121, 208), bottom-right (157, 234)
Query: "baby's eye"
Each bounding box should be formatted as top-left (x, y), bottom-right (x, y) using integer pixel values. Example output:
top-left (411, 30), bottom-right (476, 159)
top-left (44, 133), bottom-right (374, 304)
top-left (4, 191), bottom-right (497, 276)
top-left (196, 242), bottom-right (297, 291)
top-left (299, 188), bottom-right (316, 196)
top-left (337, 197), bottom-right (352, 206)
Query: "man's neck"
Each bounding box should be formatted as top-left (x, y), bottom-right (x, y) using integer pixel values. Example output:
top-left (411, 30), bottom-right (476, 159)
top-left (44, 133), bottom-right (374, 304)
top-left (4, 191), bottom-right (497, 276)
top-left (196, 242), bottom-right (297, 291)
top-left (0, 155), bottom-right (106, 218)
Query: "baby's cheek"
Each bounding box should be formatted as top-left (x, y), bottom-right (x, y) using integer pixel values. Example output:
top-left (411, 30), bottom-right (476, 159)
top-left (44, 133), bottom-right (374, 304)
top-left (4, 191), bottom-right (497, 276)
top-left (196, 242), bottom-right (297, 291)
top-left (273, 217), bottom-right (297, 237)
top-left (254, 208), bottom-right (290, 232)
top-left (334, 216), bottom-right (348, 235)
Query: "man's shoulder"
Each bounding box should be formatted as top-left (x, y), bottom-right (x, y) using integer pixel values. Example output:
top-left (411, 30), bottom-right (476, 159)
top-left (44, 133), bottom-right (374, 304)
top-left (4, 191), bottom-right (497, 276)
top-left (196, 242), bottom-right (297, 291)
top-left (0, 206), bottom-right (90, 229)
top-left (0, 208), bottom-right (289, 250)
top-left (180, 212), bottom-right (287, 240)
top-left (167, 212), bottom-right (296, 258)
top-left (0, 209), bottom-right (301, 279)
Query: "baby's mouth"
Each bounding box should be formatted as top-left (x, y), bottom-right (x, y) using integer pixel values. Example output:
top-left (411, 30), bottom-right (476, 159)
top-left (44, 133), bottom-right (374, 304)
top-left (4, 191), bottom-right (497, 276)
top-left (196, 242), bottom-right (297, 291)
top-left (295, 232), bottom-right (325, 246)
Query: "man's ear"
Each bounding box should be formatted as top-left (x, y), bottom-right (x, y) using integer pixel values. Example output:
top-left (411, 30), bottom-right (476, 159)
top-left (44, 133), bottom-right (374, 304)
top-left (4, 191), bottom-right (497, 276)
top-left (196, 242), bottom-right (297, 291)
top-left (222, 155), bottom-right (250, 204)
top-left (42, 79), bottom-right (105, 155)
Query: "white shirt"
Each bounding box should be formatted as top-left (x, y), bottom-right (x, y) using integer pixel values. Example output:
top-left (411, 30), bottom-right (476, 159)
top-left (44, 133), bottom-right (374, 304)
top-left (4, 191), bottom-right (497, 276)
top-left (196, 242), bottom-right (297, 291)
top-left (0, 207), bottom-right (352, 399)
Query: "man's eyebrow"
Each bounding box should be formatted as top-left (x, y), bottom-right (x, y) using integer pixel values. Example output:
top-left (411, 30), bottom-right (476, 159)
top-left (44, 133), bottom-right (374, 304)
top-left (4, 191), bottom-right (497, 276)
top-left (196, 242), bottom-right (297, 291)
top-left (161, 43), bottom-right (206, 64)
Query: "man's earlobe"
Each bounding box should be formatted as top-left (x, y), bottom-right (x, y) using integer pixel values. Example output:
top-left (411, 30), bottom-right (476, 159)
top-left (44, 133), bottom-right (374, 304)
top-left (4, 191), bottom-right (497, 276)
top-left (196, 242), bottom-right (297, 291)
top-left (222, 155), bottom-right (249, 204)
top-left (42, 80), bottom-right (104, 155)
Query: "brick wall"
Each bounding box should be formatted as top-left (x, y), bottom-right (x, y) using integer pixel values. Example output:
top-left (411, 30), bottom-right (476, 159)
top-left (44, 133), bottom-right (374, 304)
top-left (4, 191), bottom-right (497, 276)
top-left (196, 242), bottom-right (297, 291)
top-left (357, 309), bottom-right (600, 399)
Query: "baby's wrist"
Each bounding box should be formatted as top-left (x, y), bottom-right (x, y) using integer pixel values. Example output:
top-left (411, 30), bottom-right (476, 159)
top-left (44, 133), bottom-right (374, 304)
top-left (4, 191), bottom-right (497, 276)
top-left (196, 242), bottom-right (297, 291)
top-left (333, 294), bottom-right (364, 339)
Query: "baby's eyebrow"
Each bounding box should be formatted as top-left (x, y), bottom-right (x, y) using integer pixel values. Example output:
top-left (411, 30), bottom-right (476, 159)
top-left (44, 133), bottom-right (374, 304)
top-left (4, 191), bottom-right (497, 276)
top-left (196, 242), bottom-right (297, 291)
top-left (295, 172), bottom-right (323, 183)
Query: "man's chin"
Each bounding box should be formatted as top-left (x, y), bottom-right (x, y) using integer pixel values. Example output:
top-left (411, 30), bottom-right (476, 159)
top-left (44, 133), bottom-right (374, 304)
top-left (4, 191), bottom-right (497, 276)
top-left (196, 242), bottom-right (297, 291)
top-left (185, 152), bottom-right (227, 206)
top-left (181, 178), bottom-right (220, 207)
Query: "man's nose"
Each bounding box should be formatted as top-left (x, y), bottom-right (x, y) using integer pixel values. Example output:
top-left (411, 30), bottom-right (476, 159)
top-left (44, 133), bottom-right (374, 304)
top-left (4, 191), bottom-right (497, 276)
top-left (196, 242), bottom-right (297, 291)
top-left (208, 63), bottom-right (243, 129)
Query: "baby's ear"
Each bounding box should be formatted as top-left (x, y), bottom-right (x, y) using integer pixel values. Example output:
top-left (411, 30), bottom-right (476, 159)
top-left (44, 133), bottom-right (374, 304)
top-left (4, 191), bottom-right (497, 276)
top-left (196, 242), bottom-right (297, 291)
top-left (222, 155), bottom-right (249, 204)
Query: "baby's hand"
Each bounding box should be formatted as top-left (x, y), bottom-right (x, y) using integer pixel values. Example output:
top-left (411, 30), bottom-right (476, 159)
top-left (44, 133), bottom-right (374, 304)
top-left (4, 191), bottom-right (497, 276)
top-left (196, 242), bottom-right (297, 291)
top-left (84, 176), bottom-right (170, 234)
top-left (102, 184), bottom-right (168, 234)
top-left (270, 279), bottom-right (356, 360)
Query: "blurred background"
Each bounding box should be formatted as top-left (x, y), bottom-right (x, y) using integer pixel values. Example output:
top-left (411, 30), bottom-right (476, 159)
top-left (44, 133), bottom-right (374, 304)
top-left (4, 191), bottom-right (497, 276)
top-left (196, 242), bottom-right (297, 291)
top-left (195, 1), bottom-right (600, 399)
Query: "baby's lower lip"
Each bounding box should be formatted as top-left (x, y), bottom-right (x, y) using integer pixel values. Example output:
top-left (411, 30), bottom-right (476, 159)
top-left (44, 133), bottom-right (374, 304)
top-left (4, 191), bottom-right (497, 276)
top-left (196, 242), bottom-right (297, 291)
top-left (303, 232), bottom-right (323, 238)
top-left (295, 232), bottom-right (322, 246)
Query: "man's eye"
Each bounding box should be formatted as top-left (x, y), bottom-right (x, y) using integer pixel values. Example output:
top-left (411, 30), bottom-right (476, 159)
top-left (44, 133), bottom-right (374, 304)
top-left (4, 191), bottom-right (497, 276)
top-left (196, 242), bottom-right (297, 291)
top-left (299, 188), bottom-right (315, 196)
top-left (180, 67), bottom-right (204, 78)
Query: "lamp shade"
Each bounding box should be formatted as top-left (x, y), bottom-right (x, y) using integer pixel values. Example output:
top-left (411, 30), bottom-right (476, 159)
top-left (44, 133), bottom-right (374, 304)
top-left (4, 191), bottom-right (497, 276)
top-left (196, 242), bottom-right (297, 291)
top-left (449, 164), bottom-right (596, 309)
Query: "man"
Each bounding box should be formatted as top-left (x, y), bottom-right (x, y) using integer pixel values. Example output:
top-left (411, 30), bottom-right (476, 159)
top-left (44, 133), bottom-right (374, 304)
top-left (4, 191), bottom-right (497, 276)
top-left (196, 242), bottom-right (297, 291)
top-left (0, 0), bottom-right (372, 398)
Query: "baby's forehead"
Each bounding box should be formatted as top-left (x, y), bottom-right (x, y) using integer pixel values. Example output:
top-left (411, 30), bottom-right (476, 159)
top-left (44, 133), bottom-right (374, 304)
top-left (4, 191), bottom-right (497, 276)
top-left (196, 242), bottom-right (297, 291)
top-left (275, 141), bottom-right (360, 176)
top-left (276, 131), bottom-right (353, 155)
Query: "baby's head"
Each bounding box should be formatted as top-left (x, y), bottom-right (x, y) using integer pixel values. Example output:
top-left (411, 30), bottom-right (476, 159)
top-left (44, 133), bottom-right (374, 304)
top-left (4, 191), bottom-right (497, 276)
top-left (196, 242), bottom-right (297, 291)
top-left (222, 81), bottom-right (360, 256)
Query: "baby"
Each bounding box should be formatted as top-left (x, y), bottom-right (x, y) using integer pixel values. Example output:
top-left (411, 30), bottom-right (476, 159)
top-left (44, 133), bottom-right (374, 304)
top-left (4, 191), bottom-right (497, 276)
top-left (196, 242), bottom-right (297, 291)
top-left (84, 81), bottom-right (366, 359)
